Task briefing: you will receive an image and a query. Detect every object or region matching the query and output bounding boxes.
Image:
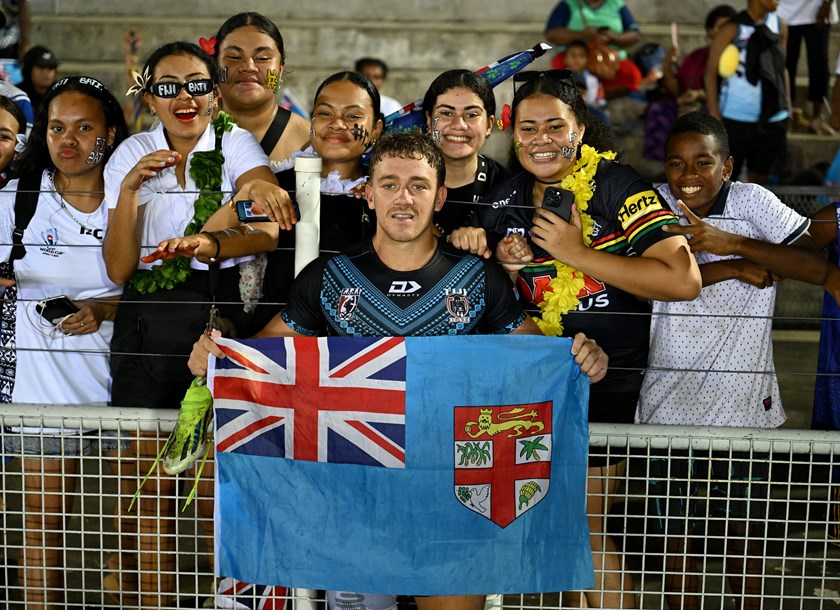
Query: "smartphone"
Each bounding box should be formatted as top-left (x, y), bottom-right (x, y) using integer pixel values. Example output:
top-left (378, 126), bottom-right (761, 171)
top-left (36, 295), bottom-right (79, 323)
top-left (541, 187), bottom-right (575, 223)
top-left (235, 200), bottom-right (300, 223)
top-left (235, 200), bottom-right (271, 222)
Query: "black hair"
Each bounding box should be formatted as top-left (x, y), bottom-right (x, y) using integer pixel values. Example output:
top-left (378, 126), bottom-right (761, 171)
top-left (565, 39), bottom-right (590, 55)
top-left (354, 57), bottom-right (389, 78)
top-left (0, 95), bottom-right (27, 136)
top-left (13, 76), bottom-right (129, 179)
top-left (369, 130), bottom-right (446, 189)
top-left (143, 41), bottom-right (219, 89)
top-left (215, 12), bottom-right (286, 64)
top-left (705, 4), bottom-right (737, 31)
top-left (667, 111), bottom-right (730, 159)
top-left (21, 45), bottom-right (58, 84)
top-left (422, 69), bottom-right (496, 122)
top-left (508, 72), bottom-right (616, 169)
top-left (314, 71), bottom-right (382, 123)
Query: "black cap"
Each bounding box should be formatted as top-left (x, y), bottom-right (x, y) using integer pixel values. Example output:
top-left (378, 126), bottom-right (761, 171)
top-left (27, 46), bottom-right (59, 69)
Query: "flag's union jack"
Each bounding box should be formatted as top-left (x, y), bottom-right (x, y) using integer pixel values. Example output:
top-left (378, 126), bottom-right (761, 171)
top-left (211, 336), bottom-right (407, 468)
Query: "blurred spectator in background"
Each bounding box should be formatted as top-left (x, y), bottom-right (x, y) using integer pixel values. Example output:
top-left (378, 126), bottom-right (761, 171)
top-left (545, 0), bottom-right (643, 98)
top-left (355, 57), bottom-right (402, 116)
top-left (778, 0), bottom-right (838, 134)
top-left (0, 0), bottom-right (28, 61)
top-left (19, 44), bottom-right (57, 112)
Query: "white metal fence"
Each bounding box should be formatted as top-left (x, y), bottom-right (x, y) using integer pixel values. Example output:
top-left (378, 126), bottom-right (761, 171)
top-left (2, 409), bottom-right (839, 610)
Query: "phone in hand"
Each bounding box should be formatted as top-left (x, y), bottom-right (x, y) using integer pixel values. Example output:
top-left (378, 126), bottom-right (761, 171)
top-left (541, 187), bottom-right (575, 223)
top-left (235, 200), bottom-right (271, 222)
top-left (36, 295), bottom-right (79, 324)
top-left (235, 199), bottom-right (301, 223)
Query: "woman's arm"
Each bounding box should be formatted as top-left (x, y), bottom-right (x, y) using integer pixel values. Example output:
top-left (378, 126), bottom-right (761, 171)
top-left (531, 206), bottom-right (702, 301)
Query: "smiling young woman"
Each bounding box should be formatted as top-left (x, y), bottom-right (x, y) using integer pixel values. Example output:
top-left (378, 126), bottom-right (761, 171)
top-left (101, 40), bottom-right (290, 609)
top-left (214, 12), bottom-right (311, 163)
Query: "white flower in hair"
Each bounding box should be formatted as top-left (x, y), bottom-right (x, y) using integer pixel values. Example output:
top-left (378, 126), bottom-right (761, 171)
top-left (126, 66), bottom-right (150, 96)
top-left (14, 133), bottom-right (27, 153)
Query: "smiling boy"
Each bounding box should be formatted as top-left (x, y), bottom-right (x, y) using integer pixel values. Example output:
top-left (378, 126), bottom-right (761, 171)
top-left (636, 111), bottom-right (834, 610)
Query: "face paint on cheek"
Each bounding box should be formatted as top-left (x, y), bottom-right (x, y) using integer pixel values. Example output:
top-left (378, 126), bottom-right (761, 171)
top-left (265, 69), bottom-right (280, 92)
top-left (568, 130), bottom-right (578, 144)
top-left (513, 140), bottom-right (524, 157)
top-left (351, 123), bottom-right (370, 146)
top-left (561, 146), bottom-right (575, 159)
top-left (86, 137), bottom-right (106, 165)
top-left (431, 117), bottom-right (440, 145)
top-left (309, 121), bottom-right (315, 140)
top-left (204, 94), bottom-right (213, 116)
top-left (219, 67), bottom-right (228, 84)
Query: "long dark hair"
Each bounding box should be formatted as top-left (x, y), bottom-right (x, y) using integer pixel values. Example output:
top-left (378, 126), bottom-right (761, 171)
top-left (314, 71), bottom-right (382, 123)
top-left (13, 76), bottom-right (129, 179)
top-left (423, 69), bottom-right (496, 122)
top-left (143, 41), bottom-right (220, 88)
top-left (508, 72), bottom-right (615, 171)
top-left (215, 12), bottom-right (287, 64)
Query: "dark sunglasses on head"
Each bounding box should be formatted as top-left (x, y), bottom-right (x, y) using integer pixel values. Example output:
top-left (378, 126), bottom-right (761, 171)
top-left (149, 78), bottom-right (214, 98)
top-left (512, 69), bottom-right (577, 93)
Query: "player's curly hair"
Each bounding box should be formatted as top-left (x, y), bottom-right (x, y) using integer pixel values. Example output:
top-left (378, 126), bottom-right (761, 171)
top-left (368, 130), bottom-right (446, 188)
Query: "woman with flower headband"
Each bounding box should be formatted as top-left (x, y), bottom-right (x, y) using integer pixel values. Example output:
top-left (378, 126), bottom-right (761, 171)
top-left (212, 11), bottom-right (310, 164)
top-left (422, 69), bottom-right (508, 238)
top-left (102, 40), bottom-right (292, 608)
top-left (0, 75), bottom-right (128, 610)
top-left (451, 69), bottom-right (701, 609)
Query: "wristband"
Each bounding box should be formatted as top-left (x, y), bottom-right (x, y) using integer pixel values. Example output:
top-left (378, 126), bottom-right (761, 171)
top-left (202, 231), bottom-right (221, 263)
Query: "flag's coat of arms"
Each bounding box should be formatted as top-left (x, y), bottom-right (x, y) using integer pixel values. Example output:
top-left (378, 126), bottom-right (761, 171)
top-left (454, 402), bottom-right (552, 527)
top-left (213, 336), bottom-right (406, 467)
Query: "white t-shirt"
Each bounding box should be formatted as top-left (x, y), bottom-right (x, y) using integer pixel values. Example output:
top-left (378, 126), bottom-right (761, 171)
top-left (0, 171), bottom-right (122, 406)
top-left (636, 181), bottom-right (810, 428)
top-left (380, 94), bottom-right (403, 117)
top-left (778, 0), bottom-right (839, 27)
top-left (103, 121), bottom-right (270, 271)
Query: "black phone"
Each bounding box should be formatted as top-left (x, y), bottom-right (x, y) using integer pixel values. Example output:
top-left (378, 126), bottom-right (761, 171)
top-left (235, 200), bottom-right (300, 223)
top-left (36, 295), bottom-right (79, 323)
top-left (541, 187), bottom-right (575, 222)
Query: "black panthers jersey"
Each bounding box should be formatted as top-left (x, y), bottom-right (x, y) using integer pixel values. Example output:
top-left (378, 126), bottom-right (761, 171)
top-left (471, 161), bottom-right (680, 393)
top-left (281, 240), bottom-right (526, 337)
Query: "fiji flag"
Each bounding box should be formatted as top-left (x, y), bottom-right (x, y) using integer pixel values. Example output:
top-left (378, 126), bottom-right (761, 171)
top-left (211, 334), bottom-right (592, 596)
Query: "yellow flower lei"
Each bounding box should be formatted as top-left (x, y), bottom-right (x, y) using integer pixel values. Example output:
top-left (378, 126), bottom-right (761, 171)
top-left (534, 144), bottom-right (616, 337)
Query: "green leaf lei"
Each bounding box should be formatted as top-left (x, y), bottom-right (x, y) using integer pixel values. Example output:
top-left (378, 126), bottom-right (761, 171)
top-left (129, 111), bottom-right (235, 294)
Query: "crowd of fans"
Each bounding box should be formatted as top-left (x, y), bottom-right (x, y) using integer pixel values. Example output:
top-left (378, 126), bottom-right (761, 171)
top-left (0, 1), bottom-right (838, 610)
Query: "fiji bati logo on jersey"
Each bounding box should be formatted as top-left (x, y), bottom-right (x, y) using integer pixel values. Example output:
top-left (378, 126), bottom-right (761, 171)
top-left (445, 289), bottom-right (470, 323)
top-left (454, 402), bottom-right (552, 528)
top-left (337, 289), bottom-right (360, 321)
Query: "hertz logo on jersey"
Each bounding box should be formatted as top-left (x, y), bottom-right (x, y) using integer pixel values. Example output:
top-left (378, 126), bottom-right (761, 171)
top-left (616, 191), bottom-right (663, 231)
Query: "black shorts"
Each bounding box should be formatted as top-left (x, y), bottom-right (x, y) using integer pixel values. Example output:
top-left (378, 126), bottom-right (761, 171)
top-left (646, 449), bottom-right (771, 535)
top-left (723, 118), bottom-right (788, 176)
top-left (587, 390), bottom-right (637, 467)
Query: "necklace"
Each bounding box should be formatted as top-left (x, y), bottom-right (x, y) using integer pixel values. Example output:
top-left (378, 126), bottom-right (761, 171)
top-left (533, 144), bottom-right (616, 337)
top-left (49, 171), bottom-right (97, 231)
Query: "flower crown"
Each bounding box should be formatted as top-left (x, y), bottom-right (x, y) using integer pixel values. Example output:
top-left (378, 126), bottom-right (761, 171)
top-left (496, 104), bottom-right (511, 131)
top-left (126, 66), bottom-right (150, 96)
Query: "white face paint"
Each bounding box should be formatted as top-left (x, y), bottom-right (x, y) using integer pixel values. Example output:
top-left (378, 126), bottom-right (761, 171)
top-left (561, 146), bottom-right (575, 159)
top-left (431, 117), bottom-right (441, 145)
top-left (86, 137), bottom-right (106, 165)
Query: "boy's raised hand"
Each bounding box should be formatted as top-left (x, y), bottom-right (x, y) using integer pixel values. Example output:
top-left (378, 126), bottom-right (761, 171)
top-left (664, 201), bottom-right (741, 255)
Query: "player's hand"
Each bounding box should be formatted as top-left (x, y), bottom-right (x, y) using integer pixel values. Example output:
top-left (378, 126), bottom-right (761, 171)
top-left (188, 330), bottom-right (226, 377)
top-left (570, 332), bottom-right (608, 384)
top-left (495, 234), bottom-right (533, 272)
top-left (664, 201), bottom-right (741, 255)
top-left (449, 227), bottom-right (491, 259)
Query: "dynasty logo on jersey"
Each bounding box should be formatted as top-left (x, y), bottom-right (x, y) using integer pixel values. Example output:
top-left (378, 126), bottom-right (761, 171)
top-left (388, 280), bottom-right (421, 296)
